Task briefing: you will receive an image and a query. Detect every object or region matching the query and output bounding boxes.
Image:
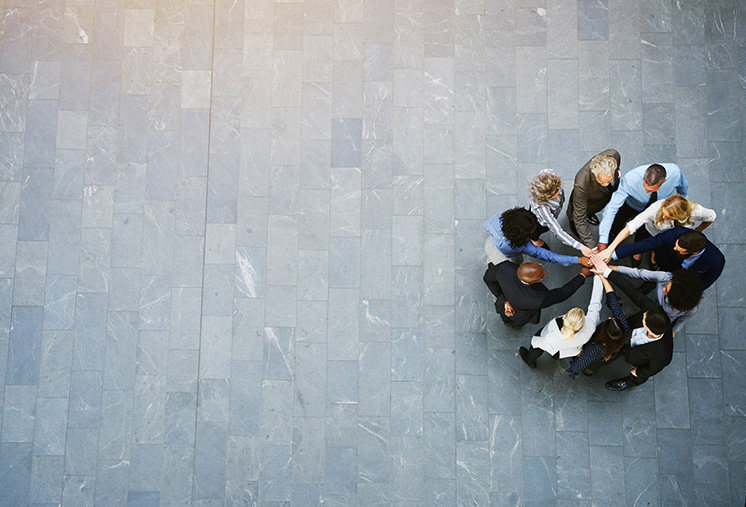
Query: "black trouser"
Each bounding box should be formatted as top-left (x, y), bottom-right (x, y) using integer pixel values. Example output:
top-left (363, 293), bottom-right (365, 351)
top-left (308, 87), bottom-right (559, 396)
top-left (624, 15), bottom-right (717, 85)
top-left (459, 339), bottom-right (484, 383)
top-left (526, 345), bottom-right (559, 361)
top-left (610, 202), bottom-right (653, 244)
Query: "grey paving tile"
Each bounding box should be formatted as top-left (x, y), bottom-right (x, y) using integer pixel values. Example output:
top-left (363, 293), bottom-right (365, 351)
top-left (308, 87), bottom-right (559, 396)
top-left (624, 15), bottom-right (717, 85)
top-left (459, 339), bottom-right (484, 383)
top-left (359, 341), bottom-right (391, 417)
top-left (6, 306), bottom-right (43, 385)
top-left (654, 352), bottom-right (690, 429)
top-left (623, 456), bottom-right (659, 507)
top-left (423, 347), bottom-right (456, 413)
top-left (1, 385), bottom-right (37, 443)
top-left (194, 422), bottom-right (227, 500)
top-left (159, 446), bottom-right (195, 505)
top-left (589, 445), bottom-right (625, 506)
top-left (0, 443), bottom-right (32, 506)
top-left (67, 370), bottom-right (103, 429)
top-left (38, 330), bottom-right (73, 398)
top-left (292, 417), bottom-right (325, 484)
top-left (578, 0), bottom-right (609, 40)
top-left (64, 427), bottom-right (99, 475)
top-left (324, 446), bottom-right (357, 495)
top-left (29, 455), bottom-right (64, 504)
top-left (578, 41), bottom-right (610, 110)
top-left (13, 241), bottom-right (47, 307)
top-left (98, 389), bottom-right (133, 461)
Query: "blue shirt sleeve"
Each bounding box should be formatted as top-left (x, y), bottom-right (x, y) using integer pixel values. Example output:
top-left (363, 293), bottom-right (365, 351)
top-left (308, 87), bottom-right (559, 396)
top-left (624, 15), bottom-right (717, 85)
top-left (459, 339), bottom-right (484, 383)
top-left (522, 241), bottom-right (579, 267)
top-left (598, 183), bottom-right (631, 244)
top-left (675, 169), bottom-right (689, 198)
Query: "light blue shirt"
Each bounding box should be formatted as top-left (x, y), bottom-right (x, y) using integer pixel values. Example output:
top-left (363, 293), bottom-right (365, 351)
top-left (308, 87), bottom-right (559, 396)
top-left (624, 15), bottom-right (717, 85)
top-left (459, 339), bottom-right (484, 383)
top-left (599, 163), bottom-right (689, 243)
top-left (681, 248), bottom-right (705, 269)
top-left (483, 213), bottom-right (579, 267)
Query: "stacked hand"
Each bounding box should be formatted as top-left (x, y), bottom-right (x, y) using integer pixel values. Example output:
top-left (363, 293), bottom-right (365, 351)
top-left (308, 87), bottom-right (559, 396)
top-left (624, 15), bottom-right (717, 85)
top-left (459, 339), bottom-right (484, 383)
top-left (588, 253), bottom-right (609, 275)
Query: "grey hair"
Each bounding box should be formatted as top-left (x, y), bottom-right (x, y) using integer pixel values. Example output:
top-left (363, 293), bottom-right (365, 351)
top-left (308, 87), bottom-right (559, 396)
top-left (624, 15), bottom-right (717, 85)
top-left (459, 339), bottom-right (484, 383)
top-left (589, 154), bottom-right (618, 178)
top-left (529, 169), bottom-right (563, 204)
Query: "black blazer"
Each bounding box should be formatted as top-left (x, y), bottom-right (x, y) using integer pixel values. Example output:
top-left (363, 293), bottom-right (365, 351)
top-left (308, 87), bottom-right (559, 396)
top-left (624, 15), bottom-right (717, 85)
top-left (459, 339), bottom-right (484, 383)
top-left (613, 226), bottom-right (725, 289)
top-left (483, 261), bottom-right (586, 327)
top-left (608, 271), bottom-right (673, 384)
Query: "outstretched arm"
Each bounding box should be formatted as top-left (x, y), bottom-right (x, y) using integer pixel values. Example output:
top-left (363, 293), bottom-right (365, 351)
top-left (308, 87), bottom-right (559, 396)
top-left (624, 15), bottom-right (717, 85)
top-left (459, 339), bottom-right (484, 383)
top-left (598, 186), bottom-right (630, 244)
top-left (522, 241), bottom-right (580, 267)
top-left (584, 275), bottom-right (605, 330)
top-left (608, 270), bottom-right (659, 313)
top-left (533, 202), bottom-right (586, 253)
top-left (613, 226), bottom-right (687, 260)
top-left (541, 273), bottom-right (587, 308)
top-left (614, 265), bottom-right (671, 284)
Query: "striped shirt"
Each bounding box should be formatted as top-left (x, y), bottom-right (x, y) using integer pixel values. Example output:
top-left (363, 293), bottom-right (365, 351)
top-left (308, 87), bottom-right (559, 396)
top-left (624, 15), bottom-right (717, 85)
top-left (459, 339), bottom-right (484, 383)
top-left (529, 189), bottom-right (583, 251)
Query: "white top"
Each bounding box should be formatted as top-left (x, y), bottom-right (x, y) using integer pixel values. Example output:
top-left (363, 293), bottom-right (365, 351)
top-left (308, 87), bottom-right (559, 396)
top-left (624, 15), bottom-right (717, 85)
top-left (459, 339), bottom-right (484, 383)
top-left (625, 199), bottom-right (717, 236)
top-left (530, 276), bottom-right (604, 358)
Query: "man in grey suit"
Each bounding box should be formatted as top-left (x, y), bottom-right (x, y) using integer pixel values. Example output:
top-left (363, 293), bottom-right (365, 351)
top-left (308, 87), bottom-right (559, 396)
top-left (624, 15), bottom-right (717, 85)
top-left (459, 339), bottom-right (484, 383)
top-left (567, 149), bottom-right (621, 248)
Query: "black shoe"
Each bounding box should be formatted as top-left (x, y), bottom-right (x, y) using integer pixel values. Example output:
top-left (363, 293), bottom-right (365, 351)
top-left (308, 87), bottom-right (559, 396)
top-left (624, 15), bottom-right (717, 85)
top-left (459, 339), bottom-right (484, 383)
top-left (581, 369), bottom-right (594, 377)
top-left (605, 378), bottom-right (630, 391)
top-left (639, 281), bottom-right (656, 294)
top-left (519, 347), bottom-right (537, 368)
top-left (587, 214), bottom-right (599, 226)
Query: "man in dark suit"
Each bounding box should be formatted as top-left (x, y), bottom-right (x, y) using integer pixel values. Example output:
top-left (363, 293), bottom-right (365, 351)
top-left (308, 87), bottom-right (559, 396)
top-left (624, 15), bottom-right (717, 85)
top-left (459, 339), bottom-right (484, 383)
top-left (611, 227), bottom-right (724, 290)
top-left (483, 261), bottom-right (591, 329)
top-left (567, 149), bottom-right (621, 248)
top-left (591, 257), bottom-right (674, 391)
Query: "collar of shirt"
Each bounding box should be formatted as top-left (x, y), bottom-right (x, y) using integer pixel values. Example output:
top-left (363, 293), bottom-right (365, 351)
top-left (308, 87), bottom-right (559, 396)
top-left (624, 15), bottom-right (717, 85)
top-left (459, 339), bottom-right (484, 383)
top-left (681, 248), bottom-right (705, 269)
top-left (630, 327), bottom-right (662, 347)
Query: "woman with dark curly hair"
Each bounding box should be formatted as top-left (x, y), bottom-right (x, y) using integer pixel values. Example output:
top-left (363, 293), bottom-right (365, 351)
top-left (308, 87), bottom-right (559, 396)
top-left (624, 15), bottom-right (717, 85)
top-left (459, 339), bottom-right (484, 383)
top-left (484, 207), bottom-right (590, 267)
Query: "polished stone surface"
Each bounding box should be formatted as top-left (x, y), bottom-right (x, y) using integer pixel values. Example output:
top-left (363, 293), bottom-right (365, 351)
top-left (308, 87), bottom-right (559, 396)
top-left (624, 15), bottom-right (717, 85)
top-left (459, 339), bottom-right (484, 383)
top-left (0, 0), bottom-right (744, 505)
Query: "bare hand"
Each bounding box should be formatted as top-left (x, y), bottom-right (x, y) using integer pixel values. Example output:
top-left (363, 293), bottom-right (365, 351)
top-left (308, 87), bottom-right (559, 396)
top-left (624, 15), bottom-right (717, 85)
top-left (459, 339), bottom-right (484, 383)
top-left (580, 266), bottom-right (592, 278)
top-left (597, 243), bottom-right (607, 251)
top-left (595, 248), bottom-right (613, 264)
top-left (589, 253), bottom-right (609, 273)
top-left (578, 256), bottom-right (591, 267)
top-left (579, 245), bottom-right (593, 257)
top-left (504, 301), bottom-right (515, 317)
top-left (630, 367), bottom-right (637, 377)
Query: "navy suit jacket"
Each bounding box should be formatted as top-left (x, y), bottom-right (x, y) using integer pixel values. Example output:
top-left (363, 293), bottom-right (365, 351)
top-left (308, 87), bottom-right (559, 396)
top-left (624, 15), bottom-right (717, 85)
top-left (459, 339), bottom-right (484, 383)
top-left (614, 226), bottom-right (725, 290)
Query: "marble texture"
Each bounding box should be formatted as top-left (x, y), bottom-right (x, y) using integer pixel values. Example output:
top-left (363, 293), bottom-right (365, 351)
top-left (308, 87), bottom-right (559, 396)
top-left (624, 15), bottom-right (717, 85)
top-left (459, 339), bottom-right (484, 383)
top-left (0, 1), bottom-right (743, 505)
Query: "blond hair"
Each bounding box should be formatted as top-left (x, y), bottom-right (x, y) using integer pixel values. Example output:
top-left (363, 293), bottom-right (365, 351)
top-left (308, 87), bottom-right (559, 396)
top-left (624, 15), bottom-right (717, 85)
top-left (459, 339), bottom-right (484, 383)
top-left (529, 169), bottom-right (563, 204)
top-left (655, 195), bottom-right (698, 228)
top-left (560, 308), bottom-right (586, 340)
top-left (589, 154), bottom-right (618, 179)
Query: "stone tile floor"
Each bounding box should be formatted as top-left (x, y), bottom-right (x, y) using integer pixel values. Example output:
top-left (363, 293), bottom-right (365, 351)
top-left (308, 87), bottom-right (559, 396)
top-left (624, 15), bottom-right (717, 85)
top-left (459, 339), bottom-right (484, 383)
top-left (0, 0), bottom-right (745, 505)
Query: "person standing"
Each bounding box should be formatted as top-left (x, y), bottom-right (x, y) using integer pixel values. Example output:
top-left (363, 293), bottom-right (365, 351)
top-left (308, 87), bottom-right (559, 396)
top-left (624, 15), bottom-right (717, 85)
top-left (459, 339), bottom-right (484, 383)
top-left (528, 169), bottom-right (594, 258)
top-left (590, 255), bottom-right (674, 391)
top-left (597, 163), bottom-right (689, 250)
top-left (483, 261), bottom-right (591, 329)
top-left (567, 149), bottom-right (621, 248)
top-left (519, 276), bottom-right (604, 368)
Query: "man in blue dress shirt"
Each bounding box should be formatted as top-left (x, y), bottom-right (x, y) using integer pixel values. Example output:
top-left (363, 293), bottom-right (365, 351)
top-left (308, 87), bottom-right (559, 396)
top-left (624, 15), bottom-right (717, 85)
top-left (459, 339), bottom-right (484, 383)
top-left (597, 163), bottom-right (689, 250)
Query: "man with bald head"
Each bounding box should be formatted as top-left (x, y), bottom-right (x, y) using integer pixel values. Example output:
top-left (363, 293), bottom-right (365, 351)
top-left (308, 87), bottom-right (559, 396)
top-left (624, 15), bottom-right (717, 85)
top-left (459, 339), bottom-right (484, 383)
top-left (484, 260), bottom-right (592, 329)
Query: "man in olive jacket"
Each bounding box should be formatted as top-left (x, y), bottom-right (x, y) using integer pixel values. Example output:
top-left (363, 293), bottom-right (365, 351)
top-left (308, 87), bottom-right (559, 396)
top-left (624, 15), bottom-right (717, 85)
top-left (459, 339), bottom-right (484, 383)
top-left (567, 149), bottom-right (621, 248)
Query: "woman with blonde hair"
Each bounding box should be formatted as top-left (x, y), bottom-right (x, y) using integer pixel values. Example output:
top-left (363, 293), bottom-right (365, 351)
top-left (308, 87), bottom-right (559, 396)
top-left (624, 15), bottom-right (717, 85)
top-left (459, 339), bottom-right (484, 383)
top-left (528, 169), bottom-right (594, 258)
top-left (519, 276), bottom-right (604, 368)
top-left (597, 194), bottom-right (716, 263)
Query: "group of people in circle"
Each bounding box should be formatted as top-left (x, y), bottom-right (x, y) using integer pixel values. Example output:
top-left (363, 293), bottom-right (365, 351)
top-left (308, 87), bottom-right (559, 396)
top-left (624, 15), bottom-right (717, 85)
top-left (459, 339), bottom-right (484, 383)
top-left (482, 150), bottom-right (724, 391)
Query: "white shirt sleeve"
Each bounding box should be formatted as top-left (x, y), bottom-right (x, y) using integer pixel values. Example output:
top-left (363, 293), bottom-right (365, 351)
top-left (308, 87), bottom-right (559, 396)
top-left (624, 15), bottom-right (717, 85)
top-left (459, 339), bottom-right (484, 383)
top-left (626, 200), bottom-right (662, 234)
top-left (690, 204), bottom-right (717, 224)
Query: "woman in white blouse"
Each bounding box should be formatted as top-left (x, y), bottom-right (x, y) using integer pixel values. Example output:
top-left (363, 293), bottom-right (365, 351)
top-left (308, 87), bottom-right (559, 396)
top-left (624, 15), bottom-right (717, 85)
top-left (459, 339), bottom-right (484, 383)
top-left (519, 276), bottom-right (604, 367)
top-left (599, 195), bottom-right (716, 262)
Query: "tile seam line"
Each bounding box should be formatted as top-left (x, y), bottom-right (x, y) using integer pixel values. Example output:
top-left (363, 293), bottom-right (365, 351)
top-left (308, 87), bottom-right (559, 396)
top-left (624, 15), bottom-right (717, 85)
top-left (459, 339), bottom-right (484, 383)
top-left (191, 1), bottom-right (220, 497)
